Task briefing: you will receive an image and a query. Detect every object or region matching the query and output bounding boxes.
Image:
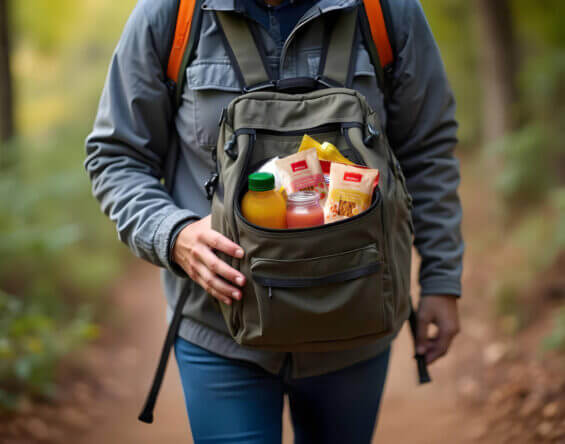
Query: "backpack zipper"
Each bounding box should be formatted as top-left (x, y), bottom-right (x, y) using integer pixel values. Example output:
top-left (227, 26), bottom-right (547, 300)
top-left (233, 122), bottom-right (364, 138)
top-left (253, 262), bottom-right (381, 289)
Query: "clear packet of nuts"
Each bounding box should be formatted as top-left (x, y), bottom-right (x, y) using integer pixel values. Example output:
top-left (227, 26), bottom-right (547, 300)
top-left (324, 163), bottom-right (380, 223)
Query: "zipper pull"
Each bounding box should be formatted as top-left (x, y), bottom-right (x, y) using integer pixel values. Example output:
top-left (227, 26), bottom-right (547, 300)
top-left (363, 123), bottom-right (380, 147)
top-left (224, 134), bottom-right (238, 160)
top-left (268, 287), bottom-right (273, 299)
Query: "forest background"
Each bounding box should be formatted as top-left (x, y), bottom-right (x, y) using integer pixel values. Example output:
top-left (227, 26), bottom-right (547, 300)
top-left (0, 0), bottom-right (564, 442)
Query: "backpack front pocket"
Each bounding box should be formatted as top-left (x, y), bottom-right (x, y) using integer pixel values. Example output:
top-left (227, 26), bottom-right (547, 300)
top-left (227, 175), bottom-right (392, 351)
top-left (239, 243), bottom-right (393, 351)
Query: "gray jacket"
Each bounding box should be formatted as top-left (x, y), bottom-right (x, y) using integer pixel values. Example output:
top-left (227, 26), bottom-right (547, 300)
top-left (85, 0), bottom-right (463, 377)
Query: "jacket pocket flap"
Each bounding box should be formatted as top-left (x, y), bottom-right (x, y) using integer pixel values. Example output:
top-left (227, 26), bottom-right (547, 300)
top-left (186, 61), bottom-right (241, 92)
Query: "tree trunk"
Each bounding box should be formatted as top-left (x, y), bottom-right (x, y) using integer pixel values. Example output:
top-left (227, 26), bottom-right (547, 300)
top-left (475, 0), bottom-right (517, 143)
top-left (0, 0), bottom-right (14, 144)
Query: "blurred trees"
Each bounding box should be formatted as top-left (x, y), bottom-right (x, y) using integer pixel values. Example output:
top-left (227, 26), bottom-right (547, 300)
top-left (1, 0), bottom-right (136, 411)
top-left (0, 0), bottom-right (14, 144)
top-left (12, 0), bottom-right (78, 53)
top-left (475, 0), bottom-right (518, 143)
top-left (486, 0), bottom-right (565, 206)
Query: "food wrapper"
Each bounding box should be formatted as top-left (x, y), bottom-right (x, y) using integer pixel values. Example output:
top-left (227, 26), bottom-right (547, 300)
top-left (256, 157), bottom-right (282, 189)
top-left (276, 148), bottom-right (328, 204)
top-left (324, 163), bottom-right (380, 223)
top-left (298, 135), bottom-right (354, 165)
top-left (256, 156), bottom-right (287, 199)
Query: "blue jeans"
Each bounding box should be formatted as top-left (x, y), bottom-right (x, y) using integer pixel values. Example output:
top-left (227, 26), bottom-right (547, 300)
top-left (174, 337), bottom-right (390, 444)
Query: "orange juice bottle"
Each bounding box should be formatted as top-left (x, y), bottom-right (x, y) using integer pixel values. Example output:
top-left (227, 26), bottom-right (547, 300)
top-left (242, 173), bottom-right (287, 229)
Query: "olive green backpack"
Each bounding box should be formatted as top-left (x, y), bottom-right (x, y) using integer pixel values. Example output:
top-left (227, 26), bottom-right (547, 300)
top-left (139, 0), bottom-right (430, 425)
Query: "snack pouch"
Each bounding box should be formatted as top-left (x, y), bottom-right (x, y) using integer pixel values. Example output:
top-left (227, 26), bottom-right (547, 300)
top-left (276, 148), bottom-right (328, 203)
top-left (324, 163), bottom-right (380, 223)
top-left (298, 135), bottom-right (354, 165)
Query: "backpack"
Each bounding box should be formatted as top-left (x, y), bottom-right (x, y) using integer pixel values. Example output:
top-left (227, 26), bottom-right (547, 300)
top-left (139, 0), bottom-right (430, 424)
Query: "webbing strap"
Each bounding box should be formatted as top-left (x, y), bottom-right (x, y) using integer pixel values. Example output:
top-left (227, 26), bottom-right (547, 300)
top-left (138, 288), bottom-right (189, 423)
top-left (408, 305), bottom-right (432, 384)
top-left (167, 0), bottom-right (198, 83)
top-left (321, 10), bottom-right (358, 87)
top-left (362, 0), bottom-right (394, 68)
top-left (215, 11), bottom-right (271, 90)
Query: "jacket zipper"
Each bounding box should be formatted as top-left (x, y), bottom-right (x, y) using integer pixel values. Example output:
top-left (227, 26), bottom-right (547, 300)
top-left (280, 4), bottom-right (359, 77)
top-left (280, 10), bottom-right (323, 77)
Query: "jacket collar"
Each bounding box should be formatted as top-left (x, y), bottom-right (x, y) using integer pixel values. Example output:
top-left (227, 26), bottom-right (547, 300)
top-left (202, 0), bottom-right (360, 15)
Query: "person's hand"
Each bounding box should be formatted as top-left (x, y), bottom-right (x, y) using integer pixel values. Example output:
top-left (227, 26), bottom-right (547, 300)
top-left (416, 295), bottom-right (460, 365)
top-left (172, 216), bottom-right (246, 305)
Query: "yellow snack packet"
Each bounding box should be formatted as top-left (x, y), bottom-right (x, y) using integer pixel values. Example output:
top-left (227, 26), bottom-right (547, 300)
top-left (298, 134), bottom-right (323, 151)
top-left (298, 135), bottom-right (354, 165)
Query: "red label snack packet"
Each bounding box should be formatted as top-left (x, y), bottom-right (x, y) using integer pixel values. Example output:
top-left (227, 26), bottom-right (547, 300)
top-left (324, 163), bottom-right (380, 223)
top-left (276, 148), bottom-right (328, 203)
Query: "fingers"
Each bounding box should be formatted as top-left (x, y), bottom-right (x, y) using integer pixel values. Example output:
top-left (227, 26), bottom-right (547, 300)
top-left (200, 230), bottom-right (244, 260)
top-left (194, 245), bottom-right (246, 288)
top-left (425, 319), bottom-right (459, 365)
top-left (191, 260), bottom-right (237, 305)
top-left (173, 220), bottom-right (246, 305)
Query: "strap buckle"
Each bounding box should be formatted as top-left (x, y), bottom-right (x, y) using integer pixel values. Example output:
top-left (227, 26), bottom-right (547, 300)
top-left (204, 172), bottom-right (219, 201)
top-left (314, 75), bottom-right (342, 89)
top-left (223, 136), bottom-right (238, 160)
top-left (243, 81), bottom-right (276, 93)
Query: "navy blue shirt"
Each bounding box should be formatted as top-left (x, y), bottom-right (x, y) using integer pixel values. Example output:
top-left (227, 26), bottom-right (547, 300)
top-left (241, 0), bottom-right (319, 47)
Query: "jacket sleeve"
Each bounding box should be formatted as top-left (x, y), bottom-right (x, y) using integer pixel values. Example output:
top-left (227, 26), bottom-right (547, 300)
top-left (85, 0), bottom-right (197, 276)
top-left (386, 0), bottom-right (464, 297)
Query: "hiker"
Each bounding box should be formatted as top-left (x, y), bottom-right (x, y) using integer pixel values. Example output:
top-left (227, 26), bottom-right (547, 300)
top-left (85, 0), bottom-right (463, 442)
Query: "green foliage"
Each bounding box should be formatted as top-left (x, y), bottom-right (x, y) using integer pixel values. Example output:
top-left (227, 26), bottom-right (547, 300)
top-left (491, 2), bottom-right (565, 210)
top-left (0, 290), bottom-right (99, 408)
top-left (514, 0), bottom-right (565, 48)
top-left (513, 205), bottom-right (563, 272)
top-left (12, 0), bottom-right (81, 52)
top-left (488, 124), bottom-right (555, 205)
top-left (0, 151), bottom-right (126, 410)
top-left (1, 0), bottom-right (137, 411)
top-left (424, 0), bottom-right (480, 147)
top-left (493, 283), bottom-right (528, 335)
top-left (542, 307), bottom-right (565, 353)
top-left (551, 188), bottom-right (565, 249)
top-left (482, 3), bottom-right (565, 325)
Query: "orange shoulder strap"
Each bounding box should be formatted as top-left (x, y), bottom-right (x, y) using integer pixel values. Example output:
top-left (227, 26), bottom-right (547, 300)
top-left (167, 0), bottom-right (198, 83)
top-left (363, 0), bottom-right (394, 68)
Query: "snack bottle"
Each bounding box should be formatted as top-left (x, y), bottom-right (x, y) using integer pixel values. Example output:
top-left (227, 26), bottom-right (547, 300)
top-left (241, 173), bottom-right (287, 229)
top-left (286, 191), bottom-right (325, 229)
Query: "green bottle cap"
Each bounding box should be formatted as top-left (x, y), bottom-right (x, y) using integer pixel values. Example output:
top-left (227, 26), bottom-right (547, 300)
top-left (248, 172), bottom-right (275, 192)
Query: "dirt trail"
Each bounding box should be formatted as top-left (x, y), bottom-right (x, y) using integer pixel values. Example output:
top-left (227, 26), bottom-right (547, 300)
top-left (71, 257), bottom-right (486, 444)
